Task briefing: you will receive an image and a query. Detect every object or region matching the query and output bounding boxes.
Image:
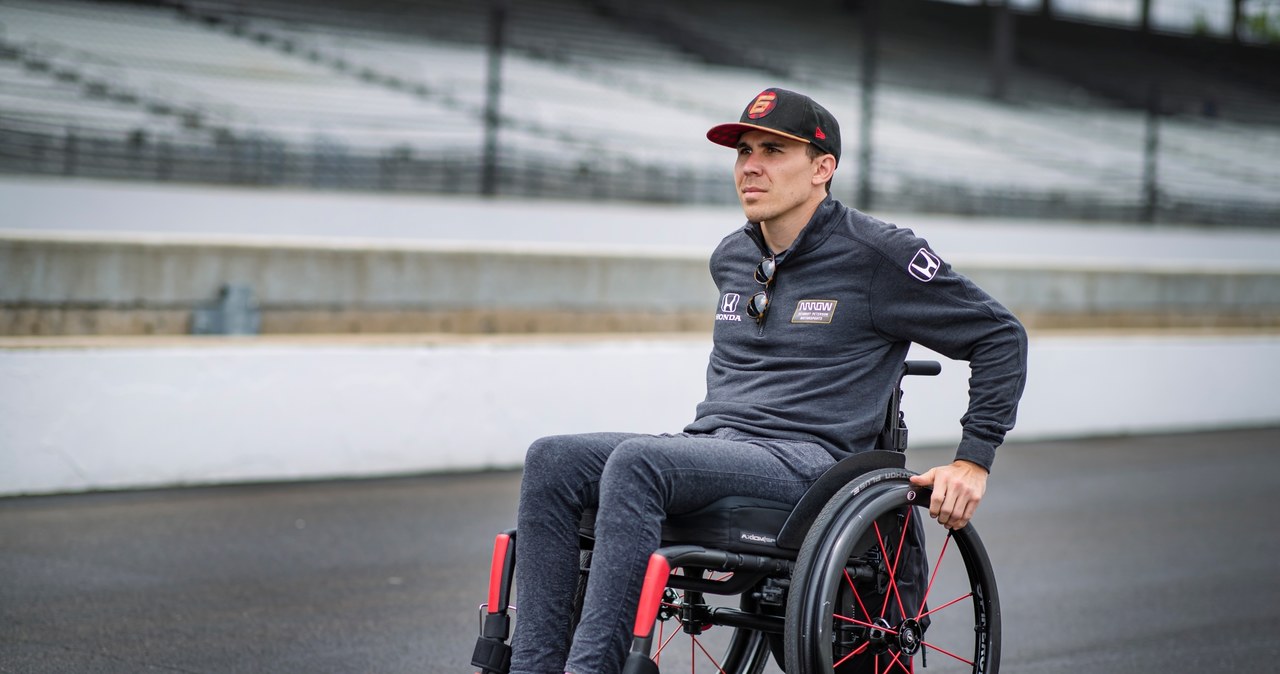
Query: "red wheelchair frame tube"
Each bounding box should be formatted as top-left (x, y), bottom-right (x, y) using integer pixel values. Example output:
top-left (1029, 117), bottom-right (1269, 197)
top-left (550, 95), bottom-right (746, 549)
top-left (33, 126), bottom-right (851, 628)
top-left (487, 531), bottom-right (516, 613)
top-left (632, 553), bottom-right (672, 638)
top-left (473, 530), bottom-right (518, 674)
top-left (621, 553), bottom-right (672, 674)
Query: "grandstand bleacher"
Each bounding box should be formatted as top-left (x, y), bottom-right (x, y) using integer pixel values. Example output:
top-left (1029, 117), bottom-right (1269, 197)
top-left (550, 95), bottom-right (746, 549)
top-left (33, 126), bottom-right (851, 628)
top-left (0, 0), bottom-right (1277, 224)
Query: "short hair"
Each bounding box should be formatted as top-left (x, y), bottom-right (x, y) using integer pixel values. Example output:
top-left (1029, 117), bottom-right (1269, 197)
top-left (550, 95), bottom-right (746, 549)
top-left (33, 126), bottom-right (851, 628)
top-left (806, 143), bottom-right (834, 194)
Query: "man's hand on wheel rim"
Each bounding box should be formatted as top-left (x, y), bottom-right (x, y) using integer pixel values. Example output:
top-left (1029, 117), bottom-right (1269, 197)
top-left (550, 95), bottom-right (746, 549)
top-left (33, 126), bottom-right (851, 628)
top-left (908, 459), bottom-right (988, 530)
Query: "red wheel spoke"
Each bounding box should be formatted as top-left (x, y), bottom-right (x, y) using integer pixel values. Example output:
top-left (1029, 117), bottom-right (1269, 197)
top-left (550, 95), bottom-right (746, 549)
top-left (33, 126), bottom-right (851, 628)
top-left (873, 511), bottom-right (913, 620)
top-left (883, 648), bottom-right (914, 673)
top-left (917, 530), bottom-right (953, 618)
top-left (651, 584), bottom-right (732, 674)
top-left (844, 568), bottom-right (873, 627)
top-left (917, 591), bottom-right (973, 620)
top-left (833, 641), bottom-right (871, 668)
top-left (874, 521), bottom-right (894, 616)
top-left (691, 635), bottom-right (729, 674)
top-left (923, 640), bottom-right (975, 666)
top-left (889, 510), bottom-right (913, 619)
top-left (653, 621), bottom-right (681, 658)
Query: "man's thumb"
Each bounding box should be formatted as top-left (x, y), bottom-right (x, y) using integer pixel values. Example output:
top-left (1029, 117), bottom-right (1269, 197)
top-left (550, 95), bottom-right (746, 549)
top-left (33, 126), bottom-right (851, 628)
top-left (909, 469), bottom-right (934, 486)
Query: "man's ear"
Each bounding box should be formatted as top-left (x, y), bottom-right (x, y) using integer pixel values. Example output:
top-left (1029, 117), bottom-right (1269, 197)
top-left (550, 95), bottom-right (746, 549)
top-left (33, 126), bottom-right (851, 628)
top-left (812, 154), bottom-right (837, 186)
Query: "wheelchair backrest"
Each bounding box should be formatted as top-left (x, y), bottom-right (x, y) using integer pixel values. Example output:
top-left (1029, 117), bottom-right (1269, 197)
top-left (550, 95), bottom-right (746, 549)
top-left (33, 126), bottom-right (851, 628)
top-left (876, 360), bottom-right (941, 452)
top-left (776, 359), bottom-right (941, 549)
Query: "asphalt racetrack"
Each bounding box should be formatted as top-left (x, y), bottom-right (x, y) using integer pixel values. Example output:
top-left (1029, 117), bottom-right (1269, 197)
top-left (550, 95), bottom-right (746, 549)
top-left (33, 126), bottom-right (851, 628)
top-left (2, 427), bottom-right (1278, 673)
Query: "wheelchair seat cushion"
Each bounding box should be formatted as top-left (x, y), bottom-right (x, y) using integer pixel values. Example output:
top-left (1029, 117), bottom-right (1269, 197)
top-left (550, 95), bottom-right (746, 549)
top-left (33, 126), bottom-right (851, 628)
top-left (662, 496), bottom-right (795, 554)
top-left (576, 451), bottom-right (908, 556)
top-left (578, 496), bottom-right (795, 556)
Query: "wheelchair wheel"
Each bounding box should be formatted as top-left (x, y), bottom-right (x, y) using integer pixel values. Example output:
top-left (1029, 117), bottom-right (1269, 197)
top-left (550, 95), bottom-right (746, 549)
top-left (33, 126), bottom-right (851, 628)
top-left (785, 469), bottom-right (1000, 673)
top-left (574, 552), bottom-right (774, 673)
top-left (649, 579), bottom-right (772, 674)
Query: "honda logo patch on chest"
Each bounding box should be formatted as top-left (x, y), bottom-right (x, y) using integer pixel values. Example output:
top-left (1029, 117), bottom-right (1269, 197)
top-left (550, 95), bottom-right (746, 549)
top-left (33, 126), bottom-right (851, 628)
top-left (908, 248), bottom-right (941, 282)
top-left (717, 293), bottom-right (743, 322)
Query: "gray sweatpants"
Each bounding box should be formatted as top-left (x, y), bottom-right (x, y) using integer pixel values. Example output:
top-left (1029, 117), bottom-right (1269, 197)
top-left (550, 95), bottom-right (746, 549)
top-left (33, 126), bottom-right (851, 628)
top-left (508, 428), bottom-right (835, 674)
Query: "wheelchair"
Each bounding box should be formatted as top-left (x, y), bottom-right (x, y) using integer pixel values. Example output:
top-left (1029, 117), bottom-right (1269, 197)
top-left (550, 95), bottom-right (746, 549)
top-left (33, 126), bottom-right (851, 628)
top-left (473, 361), bottom-right (1000, 673)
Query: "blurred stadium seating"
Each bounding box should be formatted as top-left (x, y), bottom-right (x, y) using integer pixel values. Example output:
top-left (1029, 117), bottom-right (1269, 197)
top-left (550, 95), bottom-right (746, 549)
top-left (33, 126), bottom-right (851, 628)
top-left (1, 0), bottom-right (1277, 223)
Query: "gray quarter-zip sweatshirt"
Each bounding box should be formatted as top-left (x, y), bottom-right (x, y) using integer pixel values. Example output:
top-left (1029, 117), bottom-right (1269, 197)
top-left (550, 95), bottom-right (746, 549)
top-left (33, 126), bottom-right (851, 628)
top-left (685, 196), bottom-right (1028, 471)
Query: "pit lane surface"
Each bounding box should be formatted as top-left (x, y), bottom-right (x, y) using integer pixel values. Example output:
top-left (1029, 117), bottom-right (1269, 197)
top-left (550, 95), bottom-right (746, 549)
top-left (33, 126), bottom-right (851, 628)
top-left (2, 427), bottom-right (1278, 673)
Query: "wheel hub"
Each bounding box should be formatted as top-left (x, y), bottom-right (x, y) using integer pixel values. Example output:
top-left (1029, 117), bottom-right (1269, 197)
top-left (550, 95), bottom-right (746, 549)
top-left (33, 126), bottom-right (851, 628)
top-left (897, 618), bottom-right (923, 656)
top-left (658, 588), bottom-right (714, 635)
top-left (867, 617), bottom-right (893, 646)
top-left (861, 616), bottom-right (923, 657)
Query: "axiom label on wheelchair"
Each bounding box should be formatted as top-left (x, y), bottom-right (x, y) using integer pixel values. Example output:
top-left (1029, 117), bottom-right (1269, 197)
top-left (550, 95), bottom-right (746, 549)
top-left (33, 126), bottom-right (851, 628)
top-left (472, 361), bottom-right (1000, 674)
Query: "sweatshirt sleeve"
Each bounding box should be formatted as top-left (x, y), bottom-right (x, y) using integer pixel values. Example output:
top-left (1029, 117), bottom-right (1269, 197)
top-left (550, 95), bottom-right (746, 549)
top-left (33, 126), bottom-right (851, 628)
top-left (867, 238), bottom-right (1028, 471)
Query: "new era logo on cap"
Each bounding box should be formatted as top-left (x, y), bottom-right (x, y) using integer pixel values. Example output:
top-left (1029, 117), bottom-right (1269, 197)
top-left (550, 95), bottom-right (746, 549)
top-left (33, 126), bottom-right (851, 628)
top-left (707, 88), bottom-right (841, 162)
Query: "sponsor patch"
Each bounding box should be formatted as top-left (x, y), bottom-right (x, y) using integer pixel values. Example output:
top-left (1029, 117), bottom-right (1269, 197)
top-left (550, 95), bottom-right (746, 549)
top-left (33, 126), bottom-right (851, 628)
top-left (716, 292), bottom-right (743, 322)
top-left (908, 248), bottom-right (941, 282)
top-left (739, 531), bottom-right (777, 545)
top-left (791, 299), bottom-right (838, 324)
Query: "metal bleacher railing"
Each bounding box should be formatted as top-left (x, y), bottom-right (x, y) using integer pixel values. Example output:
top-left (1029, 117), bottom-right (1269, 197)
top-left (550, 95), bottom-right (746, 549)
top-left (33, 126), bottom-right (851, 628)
top-left (0, 111), bottom-right (737, 202)
top-left (0, 0), bottom-right (1277, 226)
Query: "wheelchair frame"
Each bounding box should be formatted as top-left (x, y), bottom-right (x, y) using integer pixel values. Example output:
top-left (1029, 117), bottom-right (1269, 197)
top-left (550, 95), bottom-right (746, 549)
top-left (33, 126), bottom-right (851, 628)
top-left (473, 360), bottom-right (1001, 674)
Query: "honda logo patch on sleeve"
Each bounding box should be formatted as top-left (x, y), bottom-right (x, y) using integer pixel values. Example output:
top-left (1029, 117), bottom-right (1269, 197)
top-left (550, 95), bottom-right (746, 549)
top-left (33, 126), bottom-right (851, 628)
top-left (908, 248), bottom-right (941, 282)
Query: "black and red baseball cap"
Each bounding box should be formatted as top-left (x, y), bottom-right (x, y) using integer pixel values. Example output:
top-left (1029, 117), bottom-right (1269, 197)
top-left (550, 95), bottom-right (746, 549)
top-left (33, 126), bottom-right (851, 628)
top-left (707, 88), bottom-right (841, 162)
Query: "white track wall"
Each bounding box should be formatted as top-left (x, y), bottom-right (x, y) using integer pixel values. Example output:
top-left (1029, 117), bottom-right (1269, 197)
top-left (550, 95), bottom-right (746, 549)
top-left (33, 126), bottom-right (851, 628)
top-left (2, 333), bottom-right (1278, 496)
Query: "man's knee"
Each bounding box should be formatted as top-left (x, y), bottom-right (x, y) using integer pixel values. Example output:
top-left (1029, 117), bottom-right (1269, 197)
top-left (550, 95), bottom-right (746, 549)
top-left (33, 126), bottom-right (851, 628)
top-left (594, 439), bottom-right (670, 536)
top-left (524, 435), bottom-right (565, 470)
top-left (522, 434), bottom-right (608, 501)
top-left (600, 439), bottom-right (670, 498)
top-left (523, 435), bottom-right (575, 488)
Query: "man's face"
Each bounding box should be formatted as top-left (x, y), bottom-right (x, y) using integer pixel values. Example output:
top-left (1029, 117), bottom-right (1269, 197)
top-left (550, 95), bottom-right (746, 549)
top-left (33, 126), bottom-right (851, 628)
top-left (734, 130), bottom-right (823, 225)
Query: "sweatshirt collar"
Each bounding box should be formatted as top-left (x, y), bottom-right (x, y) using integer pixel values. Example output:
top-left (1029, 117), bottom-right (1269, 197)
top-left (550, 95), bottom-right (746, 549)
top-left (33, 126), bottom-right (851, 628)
top-left (744, 195), bottom-right (840, 262)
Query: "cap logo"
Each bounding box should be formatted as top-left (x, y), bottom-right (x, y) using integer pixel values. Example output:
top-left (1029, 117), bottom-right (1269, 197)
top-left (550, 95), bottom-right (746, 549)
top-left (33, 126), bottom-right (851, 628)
top-left (746, 92), bottom-right (778, 119)
top-left (815, 126), bottom-right (827, 140)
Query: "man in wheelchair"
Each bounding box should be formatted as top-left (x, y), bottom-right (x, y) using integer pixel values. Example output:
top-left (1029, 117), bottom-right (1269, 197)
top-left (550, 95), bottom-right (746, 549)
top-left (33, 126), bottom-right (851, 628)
top-left (483, 88), bottom-right (1027, 674)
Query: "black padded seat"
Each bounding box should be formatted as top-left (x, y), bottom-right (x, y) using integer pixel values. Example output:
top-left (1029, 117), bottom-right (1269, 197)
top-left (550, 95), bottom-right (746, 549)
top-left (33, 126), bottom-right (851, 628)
top-left (579, 497), bottom-right (794, 556)
top-left (578, 450), bottom-right (908, 557)
top-left (663, 496), bottom-right (796, 554)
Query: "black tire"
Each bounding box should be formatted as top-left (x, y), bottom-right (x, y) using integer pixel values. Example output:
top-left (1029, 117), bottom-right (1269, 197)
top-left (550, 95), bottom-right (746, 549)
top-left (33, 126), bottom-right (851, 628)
top-left (571, 551), bottom-right (773, 673)
top-left (785, 469), bottom-right (1000, 674)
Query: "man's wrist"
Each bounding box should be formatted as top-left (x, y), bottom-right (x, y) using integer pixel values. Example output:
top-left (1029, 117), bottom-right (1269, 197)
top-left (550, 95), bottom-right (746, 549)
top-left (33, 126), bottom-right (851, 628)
top-left (954, 434), bottom-right (996, 473)
top-left (952, 458), bottom-right (989, 475)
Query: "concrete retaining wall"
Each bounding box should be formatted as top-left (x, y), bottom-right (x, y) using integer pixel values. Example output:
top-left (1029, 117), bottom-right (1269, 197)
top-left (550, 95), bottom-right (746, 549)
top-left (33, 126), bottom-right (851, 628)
top-left (5, 233), bottom-right (1280, 334)
top-left (0, 234), bottom-right (715, 334)
top-left (2, 332), bottom-right (1278, 496)
top-left (5, 180), bottom-right (1280, 495)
